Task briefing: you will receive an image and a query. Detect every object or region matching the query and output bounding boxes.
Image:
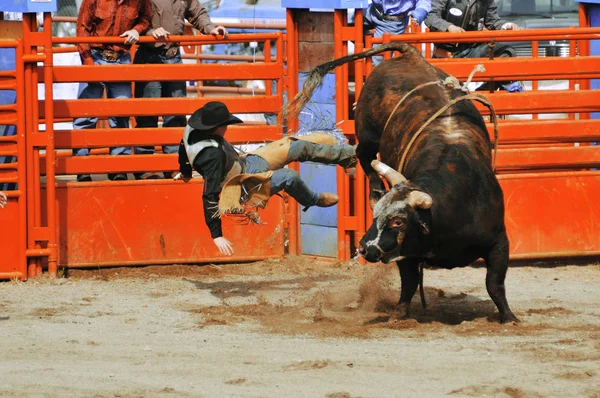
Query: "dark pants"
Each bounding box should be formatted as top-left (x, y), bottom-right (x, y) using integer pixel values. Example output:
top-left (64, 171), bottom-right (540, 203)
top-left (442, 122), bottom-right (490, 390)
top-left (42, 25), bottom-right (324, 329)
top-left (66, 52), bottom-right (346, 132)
top-left (73, 49), bottom-right (133, 157)
top-left (133, 46), bottom-right (186, 156)
top-left (451, 43), bottom-right (522, 92)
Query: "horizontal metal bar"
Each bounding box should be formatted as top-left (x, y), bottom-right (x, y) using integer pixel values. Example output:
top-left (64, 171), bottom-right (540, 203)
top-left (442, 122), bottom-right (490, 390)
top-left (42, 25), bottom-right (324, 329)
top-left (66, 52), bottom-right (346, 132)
top-left (25, 249), bottom-right (52, 257)
top-left (41, 96), bottom-right (283, 119)
top-left (52, 33), bottom-right (282, 45)
top-left (486, 119), bottom-right (600, 143)
top-left (0, 149), bottom-right (18, 157)
top-left (50, 125), bottom-right (282, 148)
top-left (39, 62), bottom-right (283, 83)
top-left (0, 163), bottom-right (18, 170)
top-left (475, 90), bottom-right (600, 115)
top-left (51, 16), bottom-right (286, 30)
top-left (496, 145), bottom-right (600, 171)
top-left (0, 272), bottom-right (23, 280)
top-left (374, 27), bottom-right (600, 44)
top-left (0, 135), bottom-right (18, 142)
top-left (0, 80), bottom-right (16, 90)
top-left (431, 56), bottom-right (600, 81)
top-left (181, 53), bottom-right (266, 62)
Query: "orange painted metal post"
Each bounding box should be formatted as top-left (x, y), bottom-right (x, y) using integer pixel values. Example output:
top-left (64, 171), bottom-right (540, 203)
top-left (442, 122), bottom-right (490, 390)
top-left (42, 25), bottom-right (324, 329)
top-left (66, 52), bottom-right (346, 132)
top-left (43, 12), bottom-right (58, 277)
top-left (16, 40), bottom-right (28, 279)
top-left (285, 9), bottom-right (300, 256)
top-left (334, 9), bottom-right (350, 261)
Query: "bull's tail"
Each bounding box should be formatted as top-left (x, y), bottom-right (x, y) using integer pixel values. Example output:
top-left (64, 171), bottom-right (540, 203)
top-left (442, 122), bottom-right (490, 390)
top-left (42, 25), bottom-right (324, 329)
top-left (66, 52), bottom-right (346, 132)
top-left (285, 42), bottom-right (419, 120)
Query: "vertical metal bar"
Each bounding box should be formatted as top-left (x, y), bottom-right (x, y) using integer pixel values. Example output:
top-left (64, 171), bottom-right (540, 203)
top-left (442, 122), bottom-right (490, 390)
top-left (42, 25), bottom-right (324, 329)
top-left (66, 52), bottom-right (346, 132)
top-left (285, 9), bottom-right (300, 256)
top-left (43, 12), bottom-right (58, 277)
top-left (334, 9), bottom-right (349, 261)
top-left (15, 40), bottom-right (27, 280)
top-left (264, 40), bottom-right (272, 97)
top-left (22, 14), bottom-right (39, 278)
top-left (531, 41), bottom-right (539, 120)
top-left (353, 9), bottom-right (367, 251)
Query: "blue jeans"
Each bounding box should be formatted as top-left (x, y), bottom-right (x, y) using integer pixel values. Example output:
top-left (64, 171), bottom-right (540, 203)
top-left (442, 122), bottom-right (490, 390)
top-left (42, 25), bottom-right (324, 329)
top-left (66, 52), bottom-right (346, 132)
top-left (363, 4), bottom-right (409, 66)
top-left (72, 49), bottom-right (132, 156)
top-left (133, 46), bottom-right (185, 156)
top-left (244, 154), bottom-right (319, 208)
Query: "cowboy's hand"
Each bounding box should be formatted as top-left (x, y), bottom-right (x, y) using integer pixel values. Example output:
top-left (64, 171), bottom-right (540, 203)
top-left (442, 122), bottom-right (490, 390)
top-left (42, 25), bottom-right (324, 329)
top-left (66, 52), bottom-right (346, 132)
top-left (152, 27), bottom-right (170, 40)
top-left (503, 23), bottom-right (521, 30)
top-left (210, 26), bottom-right (228, 39)
top-left (0, 191), bottom-right (6, 209)
top-left (447, 24), bottom-right (465, 33)
top-left (173, 172), bottom-right (191, 183)
top-left (214, 237), bottom-right (234, 256)
top-left (120, 29), bottom-right (140, 44)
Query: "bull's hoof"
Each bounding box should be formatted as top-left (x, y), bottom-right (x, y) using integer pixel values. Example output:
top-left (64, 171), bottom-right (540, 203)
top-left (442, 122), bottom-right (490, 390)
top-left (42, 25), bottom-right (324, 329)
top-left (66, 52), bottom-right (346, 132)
top-left (394, 303), bottom-right (411, 320)
top-left (500, 312), bottom-right (520, 324)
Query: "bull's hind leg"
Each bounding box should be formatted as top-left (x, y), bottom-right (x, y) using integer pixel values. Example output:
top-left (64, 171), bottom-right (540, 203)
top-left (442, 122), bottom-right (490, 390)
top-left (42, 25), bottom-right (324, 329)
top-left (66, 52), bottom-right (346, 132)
top-left (484, 233), bottom-right (519, 323)
top-left (394, 258), bottom-right (422, 320)
top-left (356, 141), bottom-right (386, 209)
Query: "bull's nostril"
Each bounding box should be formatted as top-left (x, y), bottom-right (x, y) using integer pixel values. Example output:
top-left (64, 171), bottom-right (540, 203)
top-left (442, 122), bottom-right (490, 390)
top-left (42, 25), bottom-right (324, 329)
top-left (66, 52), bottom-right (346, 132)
top-left (358, 246), bottom-right (366, 255)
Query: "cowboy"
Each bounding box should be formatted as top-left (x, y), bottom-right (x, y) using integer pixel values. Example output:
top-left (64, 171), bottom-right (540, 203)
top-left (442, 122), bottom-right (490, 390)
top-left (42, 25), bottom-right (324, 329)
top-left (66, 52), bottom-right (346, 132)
top-left (133, 0), bottom-right (229, 180)
top-left (174, 101), bottom-right (356, 256)
top-left (73, 0), bottom-right (152, 182)
top-left (425, 0), bottom-right (523, 92)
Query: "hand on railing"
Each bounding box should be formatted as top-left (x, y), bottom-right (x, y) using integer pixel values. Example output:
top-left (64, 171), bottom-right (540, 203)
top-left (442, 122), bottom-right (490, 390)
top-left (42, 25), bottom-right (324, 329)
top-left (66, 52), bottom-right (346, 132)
top-left (447, 24), bottom-right (466, 33)
top-left (210, 26), bottom-right (229, 39)
top-left (150, 27), bottom-right (170, 40)
top-left (173, 172), bottom-right (191, 183)
top-left (120, 29), bottom-right (140, 44)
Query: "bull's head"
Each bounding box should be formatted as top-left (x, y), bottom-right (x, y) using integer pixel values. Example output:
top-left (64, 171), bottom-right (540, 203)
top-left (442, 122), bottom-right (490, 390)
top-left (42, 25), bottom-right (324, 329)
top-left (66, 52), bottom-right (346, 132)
top-left (358, 160), bottom-right (433, 263)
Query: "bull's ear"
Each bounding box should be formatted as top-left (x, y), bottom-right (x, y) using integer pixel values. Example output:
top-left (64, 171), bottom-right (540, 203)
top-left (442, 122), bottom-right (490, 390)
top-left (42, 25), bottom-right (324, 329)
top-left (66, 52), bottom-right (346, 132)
top-left (413, 211), bottom-right (431, 236)
top-left (369, 189), bottom-right (387, 209)
top-left (407, 190), bottom-right (433, 209)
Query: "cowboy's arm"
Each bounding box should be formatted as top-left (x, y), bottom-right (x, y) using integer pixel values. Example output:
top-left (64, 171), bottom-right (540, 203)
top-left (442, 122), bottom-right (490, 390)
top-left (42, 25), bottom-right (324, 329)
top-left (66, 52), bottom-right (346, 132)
top-left (178, 140), bottom-right (193, 179)
top-left (424, 0), bottom-right (451, 32)
top-left (195, 147), bottom-right (225, 239)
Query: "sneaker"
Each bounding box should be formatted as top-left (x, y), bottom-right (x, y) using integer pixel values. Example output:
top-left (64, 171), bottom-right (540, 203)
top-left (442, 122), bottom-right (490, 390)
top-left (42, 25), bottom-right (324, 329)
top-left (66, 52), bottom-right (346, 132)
top-left (315, 192), bottom-right (339, 207)
top-left (108, 173), bottom-right (127, 181)
top-left (141, 172), bottom-right (162, 180)
top-left (76, 174), bottom-right (92, 182)
top-left (502, 81), bottom-right (524, 93)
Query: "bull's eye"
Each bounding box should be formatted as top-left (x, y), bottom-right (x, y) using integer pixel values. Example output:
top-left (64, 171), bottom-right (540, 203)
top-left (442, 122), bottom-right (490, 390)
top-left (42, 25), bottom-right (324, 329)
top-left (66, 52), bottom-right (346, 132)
top-left (387, 217), bottom-right (404, 229)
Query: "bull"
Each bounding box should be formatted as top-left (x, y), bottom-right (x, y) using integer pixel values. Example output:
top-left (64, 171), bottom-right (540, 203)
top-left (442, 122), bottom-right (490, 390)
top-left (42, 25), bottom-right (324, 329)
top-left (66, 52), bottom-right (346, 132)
top-left (287, 42), bottom-right (518, 323)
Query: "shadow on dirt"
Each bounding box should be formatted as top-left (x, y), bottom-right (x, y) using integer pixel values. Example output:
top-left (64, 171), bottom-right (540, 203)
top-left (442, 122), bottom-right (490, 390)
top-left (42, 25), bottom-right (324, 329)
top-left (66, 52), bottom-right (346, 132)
top-left (185, 275), bottom-right (342, 299)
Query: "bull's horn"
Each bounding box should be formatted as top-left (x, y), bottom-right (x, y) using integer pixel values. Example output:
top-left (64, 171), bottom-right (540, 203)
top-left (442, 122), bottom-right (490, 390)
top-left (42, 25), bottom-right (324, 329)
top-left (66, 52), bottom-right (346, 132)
top-left (408, 191), bottom-right (433, 209)
top-left (371, 160), bottom-right (407, 186)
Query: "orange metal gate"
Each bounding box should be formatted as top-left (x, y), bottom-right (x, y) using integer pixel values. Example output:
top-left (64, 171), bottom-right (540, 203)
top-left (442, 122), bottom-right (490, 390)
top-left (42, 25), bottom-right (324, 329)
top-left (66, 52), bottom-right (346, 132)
top-left (0, 13), bottom-right (290, 280)
top-left (0, 39), bottom-right (26, 280)
top-left (289, 8), bottom-right (600, 261)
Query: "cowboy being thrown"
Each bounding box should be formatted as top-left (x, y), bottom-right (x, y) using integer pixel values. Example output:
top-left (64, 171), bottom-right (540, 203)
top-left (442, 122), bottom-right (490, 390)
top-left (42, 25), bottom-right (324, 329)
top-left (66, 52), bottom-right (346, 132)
top-left (174, 101), bottom-right (357, 256)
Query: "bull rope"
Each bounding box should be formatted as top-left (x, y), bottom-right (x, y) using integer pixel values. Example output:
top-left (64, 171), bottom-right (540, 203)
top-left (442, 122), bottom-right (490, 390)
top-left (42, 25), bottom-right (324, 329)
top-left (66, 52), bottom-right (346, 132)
top-left (398, 92), bottom-right (500, 174)
top-left (380, 65), bottom-right (500, 174)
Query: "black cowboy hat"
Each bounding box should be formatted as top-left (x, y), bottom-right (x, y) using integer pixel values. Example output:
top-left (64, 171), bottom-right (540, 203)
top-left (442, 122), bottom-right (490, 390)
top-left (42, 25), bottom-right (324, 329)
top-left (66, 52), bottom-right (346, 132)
top-left (188, 101), bottom-right (243, 131)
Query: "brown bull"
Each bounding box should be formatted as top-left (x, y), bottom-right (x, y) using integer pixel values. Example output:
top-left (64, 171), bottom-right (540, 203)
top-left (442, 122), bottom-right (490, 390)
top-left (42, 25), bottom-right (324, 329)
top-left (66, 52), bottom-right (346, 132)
top-left (287, 42), bottom-right (518, 323)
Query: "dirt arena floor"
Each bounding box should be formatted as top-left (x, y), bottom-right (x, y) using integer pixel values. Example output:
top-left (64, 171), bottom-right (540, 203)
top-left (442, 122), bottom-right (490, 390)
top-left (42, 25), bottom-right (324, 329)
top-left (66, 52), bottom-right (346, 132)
top-left (1, 256), bottom-right (599, 398)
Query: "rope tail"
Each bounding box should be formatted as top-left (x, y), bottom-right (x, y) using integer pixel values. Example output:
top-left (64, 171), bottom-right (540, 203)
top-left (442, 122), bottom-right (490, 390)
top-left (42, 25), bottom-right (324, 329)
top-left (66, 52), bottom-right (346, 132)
top-left (285, 42), bottom-right (420, 120)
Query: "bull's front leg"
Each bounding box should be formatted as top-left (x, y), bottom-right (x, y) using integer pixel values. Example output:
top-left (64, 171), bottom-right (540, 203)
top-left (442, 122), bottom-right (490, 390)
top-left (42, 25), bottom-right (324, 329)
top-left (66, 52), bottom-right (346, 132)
top-left (394, 258), bottom-right (422, 320)
top-left (356, 142), bottom-right (386, 209)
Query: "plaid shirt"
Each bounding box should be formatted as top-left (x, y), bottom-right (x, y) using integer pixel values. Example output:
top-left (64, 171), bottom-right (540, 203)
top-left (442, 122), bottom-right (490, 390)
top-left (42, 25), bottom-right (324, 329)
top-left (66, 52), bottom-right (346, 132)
top-left (77, 0), bottom-right (152, 65)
